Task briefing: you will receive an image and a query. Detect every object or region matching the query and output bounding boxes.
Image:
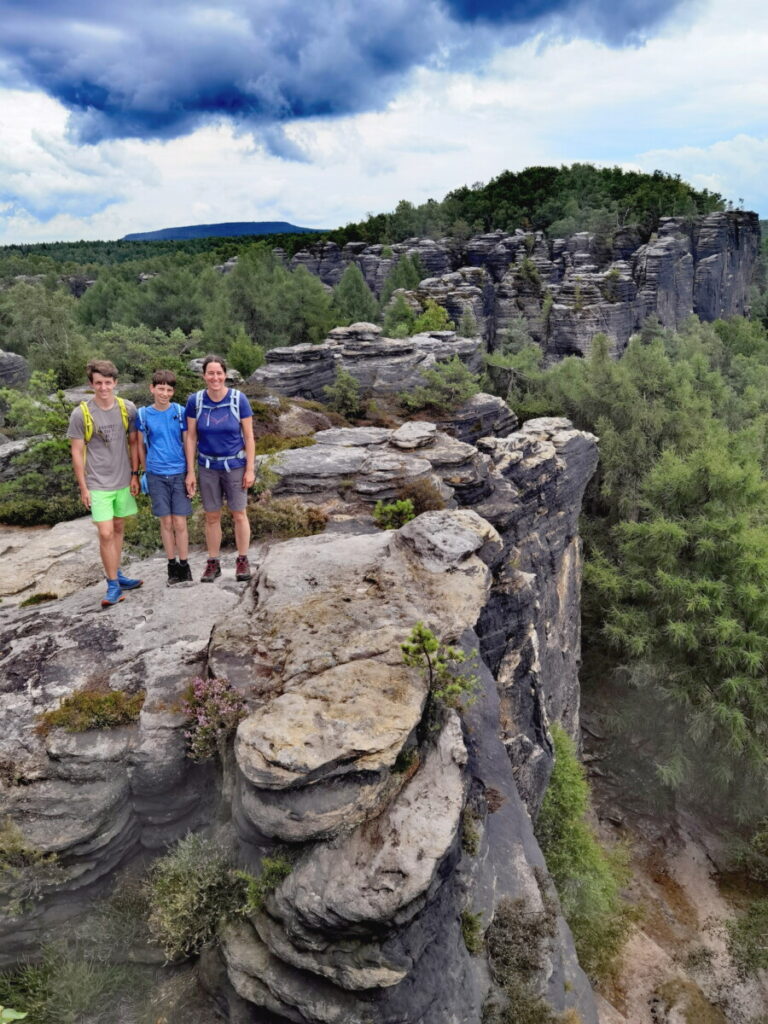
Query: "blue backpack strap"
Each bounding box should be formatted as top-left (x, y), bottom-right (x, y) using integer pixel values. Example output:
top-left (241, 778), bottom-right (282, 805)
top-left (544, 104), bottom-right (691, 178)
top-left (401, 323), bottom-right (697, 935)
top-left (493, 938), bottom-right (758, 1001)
top-left (137, 406), bottom-right (147, 442)
top-left (195, 389), bottom-right (205, 420)
top-left (229, 389), bottom-right (241, 419)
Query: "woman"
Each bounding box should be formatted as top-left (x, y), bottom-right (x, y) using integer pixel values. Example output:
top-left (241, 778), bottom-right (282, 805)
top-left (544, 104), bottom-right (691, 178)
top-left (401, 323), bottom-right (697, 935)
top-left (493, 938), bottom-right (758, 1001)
top-left (185, 355), bottom-right (255, 582)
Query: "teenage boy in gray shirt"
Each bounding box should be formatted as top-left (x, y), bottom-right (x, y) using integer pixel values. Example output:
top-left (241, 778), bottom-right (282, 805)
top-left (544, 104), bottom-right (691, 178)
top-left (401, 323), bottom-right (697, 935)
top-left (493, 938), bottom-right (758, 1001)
top-left (67, 359), bottom-right (143, 607)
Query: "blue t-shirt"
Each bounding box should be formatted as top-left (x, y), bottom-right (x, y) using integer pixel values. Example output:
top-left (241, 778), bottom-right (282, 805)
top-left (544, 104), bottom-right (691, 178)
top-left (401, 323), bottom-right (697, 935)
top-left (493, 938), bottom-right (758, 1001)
top-left (139, 404), bottom-right (187, 475)
top-left (185, 389), bottom-right (253, 469)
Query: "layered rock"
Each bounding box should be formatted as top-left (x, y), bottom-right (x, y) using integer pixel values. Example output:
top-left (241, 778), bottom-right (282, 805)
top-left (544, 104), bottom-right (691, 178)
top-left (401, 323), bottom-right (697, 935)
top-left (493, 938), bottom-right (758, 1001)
top-left (0, 569), bottom-right (244, 960)
top-left (0, 517), bottom-right (102, 604)
top-left (287, 212), bottom-right (759, 360)
top-left (0, 350), bottom-right (30, 389)
top-left (250, 323), bottom-right (482, 401)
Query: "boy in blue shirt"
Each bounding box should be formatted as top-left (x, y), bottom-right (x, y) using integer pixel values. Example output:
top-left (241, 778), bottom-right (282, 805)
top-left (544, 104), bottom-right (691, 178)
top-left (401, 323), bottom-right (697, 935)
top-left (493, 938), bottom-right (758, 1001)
top-left (137, 369), bottom-right (194, 584)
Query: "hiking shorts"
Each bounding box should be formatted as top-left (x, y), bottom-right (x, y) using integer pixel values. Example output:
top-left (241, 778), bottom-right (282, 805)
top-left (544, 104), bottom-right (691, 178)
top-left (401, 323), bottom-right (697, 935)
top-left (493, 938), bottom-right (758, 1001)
top-left (91, 486), bottom-right (138, 523)
top-left (198, 465), bottom-right (249, 512)
top-left (146, 472), bottom-right (192, 518)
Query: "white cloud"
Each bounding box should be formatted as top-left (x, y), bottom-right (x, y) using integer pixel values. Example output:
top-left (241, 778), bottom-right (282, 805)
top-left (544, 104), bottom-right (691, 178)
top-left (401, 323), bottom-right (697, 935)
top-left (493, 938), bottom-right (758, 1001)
top-left (1, 0), bottom-right (768, 243)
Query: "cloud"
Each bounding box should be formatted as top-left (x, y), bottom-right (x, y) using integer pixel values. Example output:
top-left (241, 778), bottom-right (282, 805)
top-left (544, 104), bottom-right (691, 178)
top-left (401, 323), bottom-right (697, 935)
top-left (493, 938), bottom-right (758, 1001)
top-left (631, 134), bottom-right (768, 216)
top-left (0, 0), bottom-right (691, 150)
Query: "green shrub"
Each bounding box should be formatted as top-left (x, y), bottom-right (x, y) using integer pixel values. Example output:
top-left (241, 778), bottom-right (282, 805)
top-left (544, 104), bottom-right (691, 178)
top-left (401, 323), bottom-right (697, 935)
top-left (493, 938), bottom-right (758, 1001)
top-left (246, 497), bottom-right (327, 540)
top-left (254, 433), bottom-right (316, 455)
top-left (19, 593), bottom-right (58, 607)
top-left (0, 439), bottom-right (82, 527)
top-left (726, 899), bottom-right (768, 977)
top-left (227, 331), bottom-right (264, 377)
top-left (399, 356), bottom-right (480, 413)
top-left (123, 497), bottom-right (163, 556)
top-left (396, 477), bottom-right (446, 514)
top-left (324, 366), bottom-right (363, 419)
top-left (0, 820), bottom-right (53, 875)
top-left (146, 833), bottom-right (243, 961)
top-left (373, 498), bottom-right (415, 530)
top-left (236, 855), bottom-right (293, 914)
top-left (517, 257), bottom-right (542, 295)
top-left (461, 910), bottom-right (484, 954)
top-left (35, 689), bottom-right (145, 737)
top-left (483, 896), bottom-right (560, 1024)
top-left (458, 306), bottom-right (479, 337)
top-left (401, 622), bottom-right (478, 711)
top-left (413, 298), bottom-right (455, 334)
top-left (392, 748), bottom-right (419, 775)
top-left (0, 819), bottom-right (61, 915)
top-left (535, 724), bottom-right (632, 982)
top-left (382, 293), bottom-right (417, 338)
top-left (0, 943), bottom-right (138, 1024)
top-left (461, 808), bottom-right (481, 856)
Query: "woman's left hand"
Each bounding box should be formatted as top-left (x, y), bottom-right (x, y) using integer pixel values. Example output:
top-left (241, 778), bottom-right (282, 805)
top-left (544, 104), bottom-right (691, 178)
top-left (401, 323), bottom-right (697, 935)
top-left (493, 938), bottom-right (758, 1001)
top-left (243, 467), bottom-right (255, 489)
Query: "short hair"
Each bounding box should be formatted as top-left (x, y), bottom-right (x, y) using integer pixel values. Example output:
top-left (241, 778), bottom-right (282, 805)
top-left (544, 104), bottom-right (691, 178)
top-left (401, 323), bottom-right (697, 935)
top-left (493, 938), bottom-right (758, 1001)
top-left (87, 359), bottom-right (119, 382)
top-left (151, 369), bottom-right (177, 386)
top-left (202, 354), bottom-right (227, 374)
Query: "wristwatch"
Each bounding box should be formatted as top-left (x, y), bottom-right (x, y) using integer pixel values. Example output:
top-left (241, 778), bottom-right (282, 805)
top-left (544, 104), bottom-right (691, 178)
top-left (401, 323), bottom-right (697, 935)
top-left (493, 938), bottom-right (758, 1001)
top-left (131, 470), bottom-right (140, 476)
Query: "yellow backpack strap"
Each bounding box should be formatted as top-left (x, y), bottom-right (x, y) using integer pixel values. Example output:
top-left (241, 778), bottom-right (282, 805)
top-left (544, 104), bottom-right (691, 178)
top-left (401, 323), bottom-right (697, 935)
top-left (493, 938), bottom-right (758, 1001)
top-left (79, 401), bottom-right (93, 444)
top-left (116, 397), bottom-right (129, 432)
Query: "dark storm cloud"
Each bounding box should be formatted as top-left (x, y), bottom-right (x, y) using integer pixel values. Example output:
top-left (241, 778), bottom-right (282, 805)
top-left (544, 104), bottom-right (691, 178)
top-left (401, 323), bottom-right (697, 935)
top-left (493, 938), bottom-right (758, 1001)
top-left (442, 0), bottom-right (679, 44)
top-left (0, 0), bottom-right (690, 149)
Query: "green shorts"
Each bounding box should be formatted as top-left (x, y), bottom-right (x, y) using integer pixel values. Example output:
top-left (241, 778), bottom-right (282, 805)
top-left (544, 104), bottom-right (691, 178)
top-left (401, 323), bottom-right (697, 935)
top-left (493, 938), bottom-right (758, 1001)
top-left (91, 486), bottom-right (138, 523)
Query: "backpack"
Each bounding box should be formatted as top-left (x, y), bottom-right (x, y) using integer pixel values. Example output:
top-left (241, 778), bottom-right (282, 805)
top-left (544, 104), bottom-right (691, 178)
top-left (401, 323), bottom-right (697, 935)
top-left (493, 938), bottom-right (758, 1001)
top-left (137, 403), bottom-right (185, 448)
top-left (80, 397), bottom-right (129, 443)
top-left (194, 388), bottom-right (241, 423)
top-left (193, 389), bottom-right (246, 469)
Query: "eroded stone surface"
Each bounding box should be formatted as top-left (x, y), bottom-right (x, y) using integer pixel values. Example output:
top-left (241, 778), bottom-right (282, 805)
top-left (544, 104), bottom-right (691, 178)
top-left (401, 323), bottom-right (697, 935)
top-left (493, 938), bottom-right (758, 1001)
top-left (226, 514), bottom-right (497, 842)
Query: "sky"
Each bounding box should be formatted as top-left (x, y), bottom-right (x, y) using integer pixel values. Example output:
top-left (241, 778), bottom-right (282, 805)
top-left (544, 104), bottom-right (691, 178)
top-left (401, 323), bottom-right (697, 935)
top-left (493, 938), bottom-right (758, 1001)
top-left (0, 0), bottom-right (766, 244)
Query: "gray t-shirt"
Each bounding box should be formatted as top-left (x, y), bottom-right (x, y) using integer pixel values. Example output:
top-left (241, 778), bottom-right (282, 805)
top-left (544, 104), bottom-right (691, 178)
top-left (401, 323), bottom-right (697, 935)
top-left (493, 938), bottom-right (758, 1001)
top-left (67, 398), bottom-right (137, 491)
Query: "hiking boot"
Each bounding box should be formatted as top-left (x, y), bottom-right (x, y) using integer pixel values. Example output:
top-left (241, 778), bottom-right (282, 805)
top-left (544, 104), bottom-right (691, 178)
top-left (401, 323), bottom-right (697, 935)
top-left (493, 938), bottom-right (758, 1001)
top-left (177, 560), bottom-right (193, 583)
top-left (201, 557), bottom-right (221, 583)
top-left (167, 560), bottom-right (181, 585)
top-left (117, 569), bottom-right (143, 591)
top-left (235, 555), bottom-right (252, 582)
top-left (102, 579), bottom-right (125, 607)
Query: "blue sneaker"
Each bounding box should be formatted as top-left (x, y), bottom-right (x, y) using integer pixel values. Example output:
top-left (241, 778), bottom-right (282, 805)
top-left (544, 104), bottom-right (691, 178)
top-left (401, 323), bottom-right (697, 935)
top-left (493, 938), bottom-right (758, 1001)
top-left (102, 579), bottom-right (125, 607)
top-left (117, 569), bottom-right (143, 591)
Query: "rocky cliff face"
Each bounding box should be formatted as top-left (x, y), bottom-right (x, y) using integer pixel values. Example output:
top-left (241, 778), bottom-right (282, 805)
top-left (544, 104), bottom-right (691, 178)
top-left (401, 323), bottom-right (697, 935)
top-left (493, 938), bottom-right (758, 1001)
top-left (284, 212), bottom-right (759, 359)
top-left (0, 411), bottom-right (598, 1023)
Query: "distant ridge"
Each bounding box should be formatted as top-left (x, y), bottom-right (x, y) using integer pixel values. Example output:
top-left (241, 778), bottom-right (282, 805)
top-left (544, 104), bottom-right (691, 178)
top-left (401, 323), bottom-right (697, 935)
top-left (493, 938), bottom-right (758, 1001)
top-left (122, 221), bottom-right (324, 241)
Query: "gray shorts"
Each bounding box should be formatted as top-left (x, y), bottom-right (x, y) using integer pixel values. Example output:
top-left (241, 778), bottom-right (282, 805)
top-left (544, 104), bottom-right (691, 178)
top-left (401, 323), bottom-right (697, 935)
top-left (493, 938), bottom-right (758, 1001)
top-left (147, 472), bottom-right (192, 517)
top-left (198, 465), bottom-right (249, 512)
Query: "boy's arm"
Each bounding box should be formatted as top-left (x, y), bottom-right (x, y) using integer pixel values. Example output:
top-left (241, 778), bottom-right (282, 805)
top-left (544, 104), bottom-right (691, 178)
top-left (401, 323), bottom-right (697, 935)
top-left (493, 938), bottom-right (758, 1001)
top-left (137, 430), bottom-right (147, 471)
top-left (241, 416), bottom-right (255, 489)
top-left (185, 417), bottom-right (198, 497)
top-left (129, 430), bottom-right (140, 497)
top-left (70, 438), bottom-right (90, 510)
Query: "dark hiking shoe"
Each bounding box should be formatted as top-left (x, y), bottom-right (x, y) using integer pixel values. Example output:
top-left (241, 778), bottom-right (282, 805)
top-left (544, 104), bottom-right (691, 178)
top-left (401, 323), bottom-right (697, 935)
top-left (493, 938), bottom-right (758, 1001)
top-left (177, 561), bottom-right (193, 582)
top-left (117, 569), bottom-right (143, 591)
top-left (201, 558), bottom-right (221, 583)
top-left (235, 555), bottom-right (252, 582)
top-left (168, 560), bottom-right (181, 585)
top-left (102, 579), bottom-right (125, 607)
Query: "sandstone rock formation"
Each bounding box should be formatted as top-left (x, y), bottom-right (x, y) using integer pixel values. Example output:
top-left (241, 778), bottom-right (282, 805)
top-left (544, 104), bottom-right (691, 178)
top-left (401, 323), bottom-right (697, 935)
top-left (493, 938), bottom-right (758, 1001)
top-left (0, 349), bottom-right (30, 389)
top-left (286, 212), bottom-right (759, 360)
top-left (0, 412), bottom-right (599, 1023)
top-left (251, 322), bottom-right (483, 402)
top-left (0, 517), bottom-right (102, 604)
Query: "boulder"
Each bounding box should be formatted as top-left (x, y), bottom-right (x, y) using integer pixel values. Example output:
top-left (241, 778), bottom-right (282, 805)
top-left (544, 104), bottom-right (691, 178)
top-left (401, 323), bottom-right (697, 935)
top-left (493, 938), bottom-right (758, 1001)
top-left (0, 350), bottom-right (30, 389)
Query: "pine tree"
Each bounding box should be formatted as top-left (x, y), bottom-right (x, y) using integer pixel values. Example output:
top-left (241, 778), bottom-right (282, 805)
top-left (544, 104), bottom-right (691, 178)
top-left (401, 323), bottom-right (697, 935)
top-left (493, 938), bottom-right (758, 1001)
top-left (331, 264), bottom-right (379, 326)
